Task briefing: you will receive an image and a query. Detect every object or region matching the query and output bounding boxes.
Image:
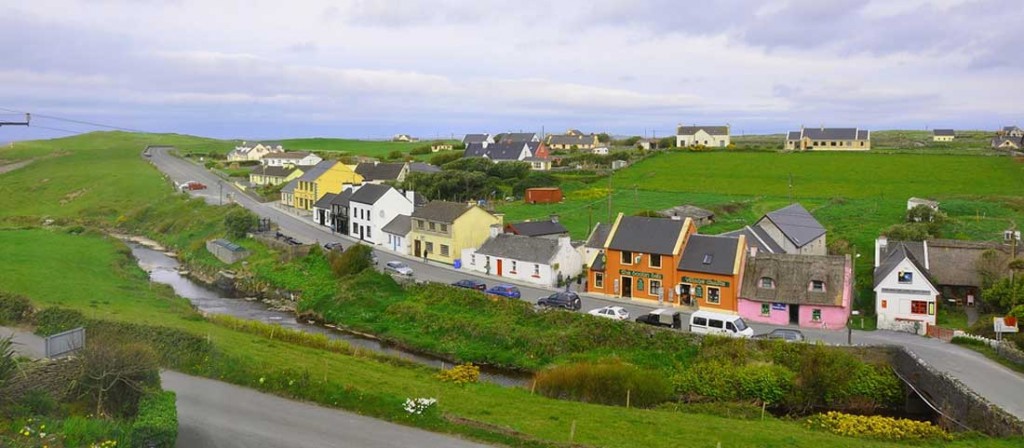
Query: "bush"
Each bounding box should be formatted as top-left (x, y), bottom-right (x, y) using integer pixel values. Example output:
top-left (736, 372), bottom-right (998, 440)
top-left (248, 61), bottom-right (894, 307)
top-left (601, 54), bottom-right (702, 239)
top-left (429, 151), bottom-right (462, 166)
top-left (329, 244), bottom-right (374, 278)
top-left (534, 361), bottom-right (673, 408)
top-left (0, 291), bottom-right (33, 324)
top-left (805, 411), bottom-right (951, 441)
top-left (951, 335), bottom-right (987, 347)
top-left (511, 173), bottom-right (560, 196)
top-left (436, 363), bottom-right (480, 385)
top-left (386, 150), bottom-right (405, 160)
top-left (78, 340), bottom-right (161, 418)
top-left (128, 391), bottom-right (178, 448)
top-left (410, 145), bottom-right (432, 155)
top-left (0, 336), bottom-right (17, 389)
top-left (223, 206), bottom-right (257, 239)
top-left (673, 360), bottom-right (793, 404)
top-left (33, 307), bottom-right (87, 336)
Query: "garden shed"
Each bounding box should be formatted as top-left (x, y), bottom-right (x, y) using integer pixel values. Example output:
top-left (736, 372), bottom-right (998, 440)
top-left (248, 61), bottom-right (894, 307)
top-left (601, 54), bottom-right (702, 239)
top-left (206, 239), bottom-right (250, 264)
top-left (525, 187), bottom-right (563, 204)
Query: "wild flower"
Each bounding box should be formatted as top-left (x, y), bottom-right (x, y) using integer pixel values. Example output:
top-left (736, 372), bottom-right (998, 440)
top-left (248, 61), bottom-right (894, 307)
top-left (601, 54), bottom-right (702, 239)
top-left (403, 397), bottom-right (437, 415)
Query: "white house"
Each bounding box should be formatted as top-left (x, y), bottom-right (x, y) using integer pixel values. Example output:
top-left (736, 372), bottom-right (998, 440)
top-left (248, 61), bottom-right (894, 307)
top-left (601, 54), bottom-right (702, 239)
top-left (874, 237), bottom-right (939, 335)
top-left (262, 151), bottom-right (322, 167)
top-left (347, 183), bottom-right (416, 246)
top-left (382, 215), bottom-right (412, 254)
top-left (226, 141), bottom-right (284, 162)
top-left (676, 125), bottom-right (730, 148)
top-left (312, 193), bottom-right (337, 228)
top-left (461, 232), bottom-right (582, 287)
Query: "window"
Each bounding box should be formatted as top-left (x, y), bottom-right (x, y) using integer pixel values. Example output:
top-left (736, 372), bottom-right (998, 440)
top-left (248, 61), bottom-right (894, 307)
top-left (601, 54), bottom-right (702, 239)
top-left (812, 309), bottom-right (822, 321)
top-left (594, 272), bottom-right (604, 288)
top-left (429, 222), bottom-right (436, 231)
top-left (425, 242), bottom-right (434, 253)
top-left (881, 299), bottom-right (887, 309)
top-left (911, 300), bottom-right (927, 314)
top-left (440, 223), bottom-right (448, 233)
top-left (760, 277), bottom-right (775, 289)
top-left (702, 253), bottom-right (713, 265)
top-left (830, 141), bottom-right (836, 146)
top-left (707, 287), bottom-right (720, 304)
top-left (928, 302), bottom-right (935, 315)
top-left (726, 321), bottom-right (736, 332)
top-left (533, 264), bottom-right (540, 276)
top-left (511, 260), bottom-right (517, 272)
top-left (471, 254), bottom-right (476, 266)
top-left (621, 251), bottom-right (633, 265)
top-left (761, 303), bottom-right (771, 315)
top-left (650, 280), bottom-right (662, 296)
top-left (366, 228), bottom-right (372, 239)
top-left (417, 220), bottom-right (424, 229)
top-left (810, 280), bottom-right (825, 292)
top-left (709, 319), bottom-right (724, 329)
top-left (649, 254), bottom-right (662, 268)
top-left (897, 271), bottom-right (913, 283)
top-left (440, 245), bottom-right (449, 257)
top-left (693, 316), bottom-right (707, 326)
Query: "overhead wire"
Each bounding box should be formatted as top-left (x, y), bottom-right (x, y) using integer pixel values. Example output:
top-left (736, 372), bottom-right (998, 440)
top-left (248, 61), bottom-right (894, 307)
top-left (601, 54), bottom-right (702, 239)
top-left (0, 106), bottom-right (148, 133)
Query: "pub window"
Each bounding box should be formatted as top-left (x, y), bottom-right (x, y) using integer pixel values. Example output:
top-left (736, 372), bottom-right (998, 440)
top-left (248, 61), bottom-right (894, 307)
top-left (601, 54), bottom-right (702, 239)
top-left (650, 280), bottom-right (662, 296)
top-left (594, 272), bottom-right (604, 288)
top-left (761, 303), bottom-right (770, 315)
top-left (812, 309), bottom-right (822, 321)
top-left (810, 280), bottom-right (825, 292)
top-left (707, 287), bottom-right (720, 304)
top-left (911, 300), bottom-right (927, 314)
top-left (621, 251), bottom-right (633, 265)
top-left (760, 277), bottom-right (775, 289)
top-left (649, 254), bottom-right (662, 268)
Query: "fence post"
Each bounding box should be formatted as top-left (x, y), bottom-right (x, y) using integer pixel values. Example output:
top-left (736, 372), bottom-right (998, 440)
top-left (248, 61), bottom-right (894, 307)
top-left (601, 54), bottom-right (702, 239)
top-left (626, 389), bottom-right (631, 409)
top-left (531, 379), bottom-right (536, 395)
top-left (569, 419), bottom-right (576, 443)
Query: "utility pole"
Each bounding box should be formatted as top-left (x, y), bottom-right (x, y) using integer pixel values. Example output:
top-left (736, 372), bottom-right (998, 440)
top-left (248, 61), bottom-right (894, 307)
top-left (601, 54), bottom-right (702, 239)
top-left (0, 113), bottom-right (30, 127)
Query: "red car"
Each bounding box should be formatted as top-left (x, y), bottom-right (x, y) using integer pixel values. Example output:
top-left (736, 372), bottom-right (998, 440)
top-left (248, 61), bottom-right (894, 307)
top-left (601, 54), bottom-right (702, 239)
top-left (179, 181), bottom-right (207, 191)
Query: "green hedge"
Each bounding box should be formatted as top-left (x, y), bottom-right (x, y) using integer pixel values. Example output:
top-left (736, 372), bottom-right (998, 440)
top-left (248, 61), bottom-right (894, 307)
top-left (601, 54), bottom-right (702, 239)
top-left (34, 307), bottom-right (87, 336)
top-left (129, 391), bottom-right (178, 448)
top-left (0, 291), bottom-right (33, 324)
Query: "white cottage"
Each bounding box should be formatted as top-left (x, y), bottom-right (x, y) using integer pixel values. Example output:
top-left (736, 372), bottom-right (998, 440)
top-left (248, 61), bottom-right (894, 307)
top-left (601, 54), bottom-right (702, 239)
top-left (347, 184), bottom-right (416, 246)
top-left (382, 215), bottom-right (412, 255)
top-left (873, 237), bottom-right (939, 335)
top-left (262, 151), bottom-right (322, 167)
top-left (462, 232), bottom-right (582, 287)
top-left (676, 125), bottom-right (730, 148)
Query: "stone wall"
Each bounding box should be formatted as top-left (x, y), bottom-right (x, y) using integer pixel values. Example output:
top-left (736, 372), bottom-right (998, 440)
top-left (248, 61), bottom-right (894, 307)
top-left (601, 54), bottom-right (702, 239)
top-left (952, 331), bottom-right (1024, 368)
top-left (889, 346), bottom-right (1024, 437)
top-left (1, 358), bottom-right (81, 403)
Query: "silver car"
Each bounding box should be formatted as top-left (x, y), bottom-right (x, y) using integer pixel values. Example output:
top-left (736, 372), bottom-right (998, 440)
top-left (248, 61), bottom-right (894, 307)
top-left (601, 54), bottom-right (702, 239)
top-left (384, 261), bottom-right (413, 277)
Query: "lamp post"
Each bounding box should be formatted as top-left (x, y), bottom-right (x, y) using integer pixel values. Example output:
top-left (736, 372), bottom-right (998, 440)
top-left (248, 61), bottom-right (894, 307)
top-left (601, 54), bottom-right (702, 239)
top-left (218, 180), bottom-right (224, 205)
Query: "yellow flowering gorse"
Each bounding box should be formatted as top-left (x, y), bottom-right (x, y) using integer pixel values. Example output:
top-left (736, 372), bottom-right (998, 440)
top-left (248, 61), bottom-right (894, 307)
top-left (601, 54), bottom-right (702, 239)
top-left (436, 363), bottom-right (481, 385)
top-left (806, 411), bottom-right (952, 441)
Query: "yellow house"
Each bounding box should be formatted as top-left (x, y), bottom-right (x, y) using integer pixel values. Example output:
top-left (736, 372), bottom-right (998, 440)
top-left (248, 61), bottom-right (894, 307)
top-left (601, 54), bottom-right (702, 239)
top-left (932, 129), bottom-right (955, 142)
top-left (292, 160), bottom-right (363, 211)
top-left (249, 164), bottom-right (306, 187)
top-left (409, 201), bottom-right (502, 265)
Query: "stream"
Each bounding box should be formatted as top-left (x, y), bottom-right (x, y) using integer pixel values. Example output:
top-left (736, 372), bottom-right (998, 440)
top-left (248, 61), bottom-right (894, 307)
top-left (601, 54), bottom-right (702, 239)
top-left (128, 243), bottom-right (531, 387)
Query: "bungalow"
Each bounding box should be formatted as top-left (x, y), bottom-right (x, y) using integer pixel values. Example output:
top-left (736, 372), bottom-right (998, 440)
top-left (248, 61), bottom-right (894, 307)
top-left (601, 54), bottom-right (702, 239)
top-left (292, 160), bottom-right (364, 211)
top-left (462, 233), bottom-right (582, 287)
top-left (494, 132), bottom-right (540, 143)
top-left (636, 139), bottom-right (659, 151)
top-left (249, 164), bottom-right (304, 186)
top-left (907, 197), bottom-right (939, 212)
top-left (677, 234), bottom-right (747, 312)
top-left (382, 215), bottom-right (412, 254)
top-left (464, 141), bottom-right (552, 170)
top-left (409, 201), bottom-right (503, 265)
top-left (874, 237), bottom-right (939, 335)
top-left (932, 129), bottom-right (955, 142)
top-left (262, 151), bottom-right (322, 167)
top-left (992, 136), bottom-right (1022, 150)
top-left (785, 127), bottom-right (870, 151)
top-left (227, 141), bottom-right (284, 162)
top-left (676, 125), bottom-right (730, 148)
top-left (740, 253), bottom-right (853, 329)
top-left (505, 216), bottom-right (569, 239)
top-left (347, 183), bottom-right (416, 246)
top-left (355, 162), bottom-right (409, 183)
top-left (312, 193), bottom-right (337, 228)
top-left (547, 133), bottom-right (599, 150)
top-left (1000, 126), bottom-right (1024, 137)
top-left (587, 213), bottom-right (695, 303)
top-left (462, 134), bottom-right (494, 146)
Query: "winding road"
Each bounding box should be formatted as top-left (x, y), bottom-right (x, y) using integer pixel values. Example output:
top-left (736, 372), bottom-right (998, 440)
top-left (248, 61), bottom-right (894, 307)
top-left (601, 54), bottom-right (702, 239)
top-left (145, 147), bottom-right (1024, 423)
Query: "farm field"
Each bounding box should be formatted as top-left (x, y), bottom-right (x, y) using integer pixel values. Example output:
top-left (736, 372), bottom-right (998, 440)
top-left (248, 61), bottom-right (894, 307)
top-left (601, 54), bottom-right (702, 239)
top-left (732, 129), bottom-right (1000, 154)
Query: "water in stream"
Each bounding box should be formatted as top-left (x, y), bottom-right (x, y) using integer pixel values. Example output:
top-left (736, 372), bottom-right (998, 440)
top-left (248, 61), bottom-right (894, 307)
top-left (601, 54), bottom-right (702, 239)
top-left (129, 243), bottom-right (530, 387)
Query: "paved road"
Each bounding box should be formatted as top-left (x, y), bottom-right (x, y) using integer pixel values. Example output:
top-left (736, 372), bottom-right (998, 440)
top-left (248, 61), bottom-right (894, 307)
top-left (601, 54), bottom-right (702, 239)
top-left (0, 326), bottom-right (488, 448)
top-left (147, 147), bottom-right (1024, 422)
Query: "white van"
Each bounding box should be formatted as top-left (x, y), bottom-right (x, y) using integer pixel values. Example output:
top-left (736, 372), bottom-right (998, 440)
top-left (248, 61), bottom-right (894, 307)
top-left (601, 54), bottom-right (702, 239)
top-left (688, 311), bottom-right (754, 338)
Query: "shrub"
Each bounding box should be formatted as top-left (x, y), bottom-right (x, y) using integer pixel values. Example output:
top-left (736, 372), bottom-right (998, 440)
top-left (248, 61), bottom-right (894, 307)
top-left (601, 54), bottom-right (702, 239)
top-left (0, 336), bottom-right (17, 389)
top-left (951, 335), bottom-right (987, 347)
top-left (534, 361), bottom-right (673, 408)
top-left (805, 411), bottom-right (951, 441)
top-left (410, 145), bottom-right (432, 155)
top-left (429, 151), bottom-right (462, 166)
top-left (0, 291), bottom-right (33, 324)
top-left (673, 360), bottom-right (793, 404)
top-left (329, 244), bottom-right (374, 278)
top-left (34, 307), bottom-right (87, 336)
top-left (386, 150), bottom-right (405, 160)
top-left (223, 206), bottom-right (257, 239)
top-left (128, 391), bottom-right (178, 448)
top-left (78, 340), bottom-right (161, 418)
top-left (437, 363), bottom-right (480, 385)
top-left (15, 389), bottom-right (58, 416)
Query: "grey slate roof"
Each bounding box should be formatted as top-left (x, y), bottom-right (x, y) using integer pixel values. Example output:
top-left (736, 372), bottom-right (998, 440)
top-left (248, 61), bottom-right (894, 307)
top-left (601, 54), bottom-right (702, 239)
top-left (281, 179), bottom-right (298, 194)
top-left (1002, 126), bottom-right (1022, 133)
top-left (933, 129), bottom-right (955, 136)
top-left (250, 165), bottom-right (296, 177)
top-left (349, 183), bottom-right (393, 205)
top-left (742, 254), bottom-right (849, 306)
top-left (297, 160), bottom-right (336, 182)
top-left (791, 128), bottom-right (869, 141)
top-left (382, 215), bottom-right (412, 236)
top-left (496, 132), bottom-right (538, 143)
top-left (874, 242), bottom-right (931, 288)
top-left (463, 142), bottom-right (526, 161)
top-left (475, 234), bottom-right (561, 264)
top-left (787, 131), bottom-right (802, 140)
top-left (355, 162), bottom-right (405, 181)
top-left (411, 201), bottom-right (473, 223)
top-left (585, 223), bottom-right (612, 249)
top-left (267, 151), bottom-right (313, 160)
top-left (607, 216), bottom-right (686, 255)
top-left (548, 135), bottom-right (594, 146)
top-left (313, 192), bottom-right (338, 210)
top-left (507, 220), bottom-right (569, 237)
top-left (591, 251), bottom-right (607, 271)
top-left (720, 226), bottom-right (784, 254)
top-left (760, 203), bottom-right (826, 248)
top-left (678, 234), bottom-right (740, 275)
top-left (463, 134), bottom-right (490, 144)
top-left (409, 162), bottom-right (441, 174)
top-left (992, 136), bottom-right (1023, 148)
top-left (330, 189), bottom-right (353, 207)
top-left (676, 126), bottom-right (729, 136)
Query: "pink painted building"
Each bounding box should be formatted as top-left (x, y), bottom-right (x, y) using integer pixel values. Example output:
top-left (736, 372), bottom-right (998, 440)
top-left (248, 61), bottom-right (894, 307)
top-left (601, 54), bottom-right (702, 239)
top-left (737, 253), bottom-right (853, 330)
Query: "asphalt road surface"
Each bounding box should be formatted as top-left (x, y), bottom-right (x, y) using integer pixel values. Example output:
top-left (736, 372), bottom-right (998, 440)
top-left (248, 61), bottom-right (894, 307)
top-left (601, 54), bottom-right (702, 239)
top-left (146, 147), bottom-right (1024, 422)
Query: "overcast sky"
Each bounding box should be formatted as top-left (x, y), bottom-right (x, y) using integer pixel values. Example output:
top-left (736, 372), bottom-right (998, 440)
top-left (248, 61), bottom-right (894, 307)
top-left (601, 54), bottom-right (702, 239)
top-left (1, 0), bottom-right (1021, 141)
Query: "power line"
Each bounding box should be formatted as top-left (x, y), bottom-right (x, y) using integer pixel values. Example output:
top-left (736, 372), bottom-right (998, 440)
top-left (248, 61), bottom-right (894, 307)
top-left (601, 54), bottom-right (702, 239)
top-left (0, 107), bottom-right (147, 133)
top-left (27, 124), bottom-right (82, 135)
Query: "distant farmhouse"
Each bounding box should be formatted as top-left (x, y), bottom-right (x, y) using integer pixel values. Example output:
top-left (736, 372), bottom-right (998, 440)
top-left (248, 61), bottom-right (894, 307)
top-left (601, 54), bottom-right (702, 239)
top-left (999, 125), bottom-right (1023, 137)
top-left (462, 134), bottom-right (494, 146)
top-left (992, 135), bottom-right (1023, 150)
top-left (785, 127), bottom-right (870, 151)
top-left (932, 129), bottom-right (955, 142)
top-left (463, 140), bottom-right (552, 171)
top-left (393, 134), bottom-right (418, 143)
top-left (546, 129), bottom-right (600, 150)
top-left (676, 125), bottom-right (730, 148)
top-left (227, 141), bottom-right (284, 162)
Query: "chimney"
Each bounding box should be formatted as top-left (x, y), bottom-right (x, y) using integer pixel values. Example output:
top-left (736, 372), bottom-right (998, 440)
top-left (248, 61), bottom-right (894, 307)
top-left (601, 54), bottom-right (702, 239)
top-left (550, 214), bottom-right (559, 223)
top-left (558, 235), bottom-right (571, 247)
top-left (489, 224), bottom-right (502, 238)
top-left (875, 236), bottom-right (888, 268)
top-left (749, 246), bottom-right (758, 258)
top-left (404, 189), bottom-right (416, 203)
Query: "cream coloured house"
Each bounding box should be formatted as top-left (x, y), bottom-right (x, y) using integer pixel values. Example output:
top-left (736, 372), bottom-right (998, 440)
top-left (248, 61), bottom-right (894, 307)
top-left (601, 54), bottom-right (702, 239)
top-left (226, 141), bottom-right (284, 162)
top-left (932, 129), bottom-right (955, 142)
top-left (785, 127), bottom-right (870, 151)
top-left (676, 125), bottom-right (730, 148)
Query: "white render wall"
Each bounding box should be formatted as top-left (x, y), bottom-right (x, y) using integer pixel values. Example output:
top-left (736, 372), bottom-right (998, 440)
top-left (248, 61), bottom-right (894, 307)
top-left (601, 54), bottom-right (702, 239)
top-left (385, 232), bottom-right (409, 255)
top-left (349, 188), bottom-right (414, 246)
top-left (677, 129), bottom-right (730, 148)
top-left (460, 237), bottom-right (582, 287)
top-left (875, 257), bottom-right (939, 335)
top-left (263, 154), bottom-right (322, 167)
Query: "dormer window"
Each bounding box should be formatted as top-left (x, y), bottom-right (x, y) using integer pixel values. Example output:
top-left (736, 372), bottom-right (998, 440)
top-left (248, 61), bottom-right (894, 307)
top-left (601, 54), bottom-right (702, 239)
top-left (810, 280), bottom-right (825, 292)
top-left (760, 277), bottom-right (775, 289)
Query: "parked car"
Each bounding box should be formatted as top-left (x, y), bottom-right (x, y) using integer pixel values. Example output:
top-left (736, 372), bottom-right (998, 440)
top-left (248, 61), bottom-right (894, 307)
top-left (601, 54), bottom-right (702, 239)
top-left (635, 308), bottom-right (683, 329)
top-left (323, 242), bottom-right (344, 252)
top-left (588, 306), bottom-right (629, 320)
top-left (384, 261), bottom-right (413, 277)
top-left (753, 328), bottom-right (805, 342)
top-left (178, 180), bottom-right (207, 191)
top-left (688, 310), bottom-right (753, 338)
top-left (485, 284), bottom-right (521, 299)
top-left (536, 292), bottom-right (582, 311)
top-left (452, 279), bottom-right (487, 291)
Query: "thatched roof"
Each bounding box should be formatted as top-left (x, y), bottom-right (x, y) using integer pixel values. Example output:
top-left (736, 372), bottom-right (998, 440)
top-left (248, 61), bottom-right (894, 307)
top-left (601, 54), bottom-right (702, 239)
top-left (741, 253), bottom-right (850, 306)
top-left (927, 239), bottom-right (1011, 287)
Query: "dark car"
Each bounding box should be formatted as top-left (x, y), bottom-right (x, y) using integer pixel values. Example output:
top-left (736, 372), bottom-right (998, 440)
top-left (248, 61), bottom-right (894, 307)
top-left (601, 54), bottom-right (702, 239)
top-left (634, 308), bottom-right (683, 329)
top-left (536, 291), bottom-right (582, 311)
top-left (485, 284), bottom-right (521, 299)
top-left (452, 279), bottom-right (487, 291)
top-left (323, 242), bottom-right (344, 252)
top-left (753, 328), bottom-right (805, 342)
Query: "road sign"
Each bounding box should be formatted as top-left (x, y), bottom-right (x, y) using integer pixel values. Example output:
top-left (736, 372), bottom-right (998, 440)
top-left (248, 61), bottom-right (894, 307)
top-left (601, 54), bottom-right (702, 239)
top-left (994, 317), bottom-right (1019, 334)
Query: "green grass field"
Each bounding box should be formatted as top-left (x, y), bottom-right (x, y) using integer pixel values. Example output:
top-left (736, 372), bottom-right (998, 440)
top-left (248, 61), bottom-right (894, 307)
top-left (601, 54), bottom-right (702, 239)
top-left (732, 129), bottom-right (1000, 154)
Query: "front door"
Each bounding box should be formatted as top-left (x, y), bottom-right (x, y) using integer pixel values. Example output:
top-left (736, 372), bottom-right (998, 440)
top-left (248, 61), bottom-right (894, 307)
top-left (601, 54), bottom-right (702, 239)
top-left (789, 304), bottom-right (800, 324)
top-left (496, 259), bottom-right (503, 277)
top-left (622, 276), bottom-right (633, 298)
top-left (414, 240), bottom-right (422, 258)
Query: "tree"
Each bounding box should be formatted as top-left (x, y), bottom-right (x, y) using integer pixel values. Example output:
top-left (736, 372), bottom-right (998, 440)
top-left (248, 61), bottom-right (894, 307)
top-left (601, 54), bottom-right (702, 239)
top-left (442, 157), bottom-right (494, 173)
top-left (882, 223), bottom-right (932, 241)
top-left (981, 277), bottom-right (1024, 312)
top-left (596, 132), bottom-right (611, 143)
top-left (386, 150), bottom-right (405, 160)
top-left (78, 341), bottom-right (160, 418)
top-left (224, 207), bottom-right (257, 239)
top-left (512, 173), bottom-right (560, 196)
top-left (430, 151), bottom-right (463, 166)
top-left (906, 204), bottom-right (944, 223)
top-left (658, 136), bottom-right (675, 149)
top-left (485, 161), bottom-right (531, 180)
top-left (329, 244), bottom-right (374, 278)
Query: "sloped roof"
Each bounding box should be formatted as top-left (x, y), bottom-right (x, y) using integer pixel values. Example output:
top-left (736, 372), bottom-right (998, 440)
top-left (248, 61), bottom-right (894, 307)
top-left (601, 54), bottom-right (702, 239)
top-left (350, 183), bottom-right (393, 205)
top-left (250, 165), bottom-right (296, 177)
top-left (408, 162), bottom-right (441, 173)
top-left (878, 240), bottom-right (926, 266)
top-left (281, 179), bottom-right (298, 194)
top-left (591, 251), bottom-right (606, 271)
top-left (548, 135), bottom-right (594, 146)
top-left (608, 216), bottom-right (686, 255)
top-left (742, 253), bottom-right (849, 306)
top-left (266, 151), bottom-right (313, 160)
top-left (933, 129), bottom-right (955, 136)
top-left (297, 160), bottom-right (337, 182)
top-left (760, 203), bottom-right (826, 248)
top-left (497, 132), bottom-right (538, 143)
top-left (1003, 126), bottom-right (1022, 133)
top-left (874, 242), bottom-right (932, 288)
top-left (721, 225), bottom-right (784, 254)
top-left (412, 201), bottom-right (473, 223)
top-left (585, 223), bottom-right (611, 249)
top-left (787, 131), bottom-right (802, 140)
top-left (355, 162), bottom-right (405, 181)
top-left (801, 128), bottom-right (861, 140)
top-left (313, 192), bottom-right (338, 209)
top-left (678, 234), bottom-right (741, 275)
top-left (992, 136), bottom-right (1023, 148)
top-left (507, 220), bottom-right (568, 237)
top-left (677, 126), bottom-right (729, 136)
top-left (475, 234), bottom-right (561, 264)
top-left (463, 142), bottom-right (526, 161)
top-left (927, 239), bottom-right (1010, 287)
top-left (463, 134), bottom-right (490, 144)
top-left (382, 215), bottom-right (412, 236)
top-left (330, 189), bottom-right (353, 207)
